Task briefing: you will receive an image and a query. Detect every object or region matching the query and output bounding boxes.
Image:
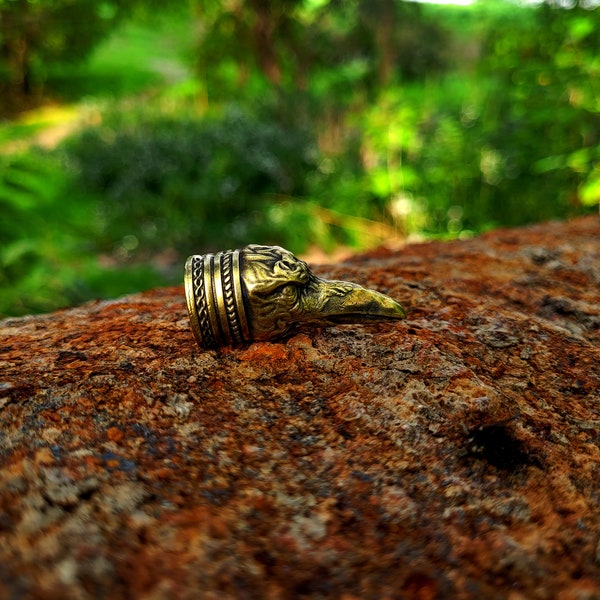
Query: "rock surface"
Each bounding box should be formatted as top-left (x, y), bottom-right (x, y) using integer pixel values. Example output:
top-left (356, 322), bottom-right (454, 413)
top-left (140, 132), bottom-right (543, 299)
top-left (1, 216), bottom-right (599, 599)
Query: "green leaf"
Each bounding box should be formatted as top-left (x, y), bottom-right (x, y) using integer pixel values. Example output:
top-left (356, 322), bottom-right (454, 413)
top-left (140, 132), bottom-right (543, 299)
top-left (0, 239), bottom-right (37, 268)
top-left (580, 170), bottom-right (600, 207)
top-left (568, 17), bottom-right (594, 43)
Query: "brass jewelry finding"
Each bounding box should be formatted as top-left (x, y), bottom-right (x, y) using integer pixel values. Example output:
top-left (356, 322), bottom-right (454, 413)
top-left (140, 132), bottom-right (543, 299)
top-left (184, 244), bottom-right (406, 349)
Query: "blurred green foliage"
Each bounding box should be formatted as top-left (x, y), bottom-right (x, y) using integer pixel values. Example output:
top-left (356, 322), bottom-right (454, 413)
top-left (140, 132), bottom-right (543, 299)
top-left (0, 0), bottom-right (599, 316)
top-left (0, 152), bottom-right (70, 314)
top-left (0, 150), bottom-right (168, 315)
top-left (59, 106), bottom-right (319, 253)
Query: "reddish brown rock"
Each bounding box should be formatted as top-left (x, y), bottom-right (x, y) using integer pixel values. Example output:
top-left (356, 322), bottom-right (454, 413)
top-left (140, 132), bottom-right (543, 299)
top-left (1, 216), bottom-right (599, 599)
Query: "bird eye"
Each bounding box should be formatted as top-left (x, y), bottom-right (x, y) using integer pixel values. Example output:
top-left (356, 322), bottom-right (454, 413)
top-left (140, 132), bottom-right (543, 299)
top-left (277, 259), bottom-right (299, 272)
top-left (272, 257), bottom-right (310, 287)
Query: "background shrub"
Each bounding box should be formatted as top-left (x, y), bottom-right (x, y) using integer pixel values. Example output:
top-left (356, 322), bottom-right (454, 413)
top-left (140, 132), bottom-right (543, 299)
top-left (59, 106), bottom-right (320, 256)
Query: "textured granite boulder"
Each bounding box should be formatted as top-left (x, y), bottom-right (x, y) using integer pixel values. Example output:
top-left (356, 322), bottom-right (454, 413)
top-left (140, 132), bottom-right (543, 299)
top-left (1, 216), bottom-right (599, 599)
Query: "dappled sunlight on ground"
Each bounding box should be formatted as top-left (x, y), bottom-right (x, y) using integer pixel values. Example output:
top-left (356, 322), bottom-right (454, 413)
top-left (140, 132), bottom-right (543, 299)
top-left (0, 103), bottom-right (101, 154)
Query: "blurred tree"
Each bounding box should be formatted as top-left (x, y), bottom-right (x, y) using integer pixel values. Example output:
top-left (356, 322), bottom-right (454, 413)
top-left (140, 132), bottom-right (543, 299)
top-left (347, 0), bottom-right (600, 236)
top-left (193, 0), bottom-right (449, 107)
top-left (0, 0), bottom-right (158, 114)
top-left (473, 1), bottom-right (600, 221)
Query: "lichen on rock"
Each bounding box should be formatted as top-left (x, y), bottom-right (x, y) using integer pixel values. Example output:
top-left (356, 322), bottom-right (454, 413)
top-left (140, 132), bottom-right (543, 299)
top-left (1, 217), bottom-right (599, 598)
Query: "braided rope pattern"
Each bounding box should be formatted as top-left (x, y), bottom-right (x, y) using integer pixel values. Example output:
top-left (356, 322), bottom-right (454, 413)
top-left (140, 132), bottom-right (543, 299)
top-left (192, 256), bottom-right (217, 349)
top-left (221, 251), bottom-right (244, 345)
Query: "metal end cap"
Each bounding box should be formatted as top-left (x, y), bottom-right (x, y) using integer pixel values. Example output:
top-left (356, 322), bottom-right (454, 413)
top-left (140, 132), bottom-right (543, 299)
top-left (184, 250), bottom-right (251, 349)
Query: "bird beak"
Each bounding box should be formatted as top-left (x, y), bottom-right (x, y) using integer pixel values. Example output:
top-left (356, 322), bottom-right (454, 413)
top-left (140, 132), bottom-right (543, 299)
top-left (301, 276), bottom-right (406, 326)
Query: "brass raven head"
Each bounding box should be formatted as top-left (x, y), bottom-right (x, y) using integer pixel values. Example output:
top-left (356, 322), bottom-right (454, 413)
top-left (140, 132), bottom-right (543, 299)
top-left (185, 244), bottom-right (406, 349)
top-left (241, 244), bottom-right (406, 341)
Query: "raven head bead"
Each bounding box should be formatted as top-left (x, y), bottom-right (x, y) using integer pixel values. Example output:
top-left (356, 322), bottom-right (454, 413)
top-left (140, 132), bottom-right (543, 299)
top-left (184, 244), bottom-right (406, 350)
